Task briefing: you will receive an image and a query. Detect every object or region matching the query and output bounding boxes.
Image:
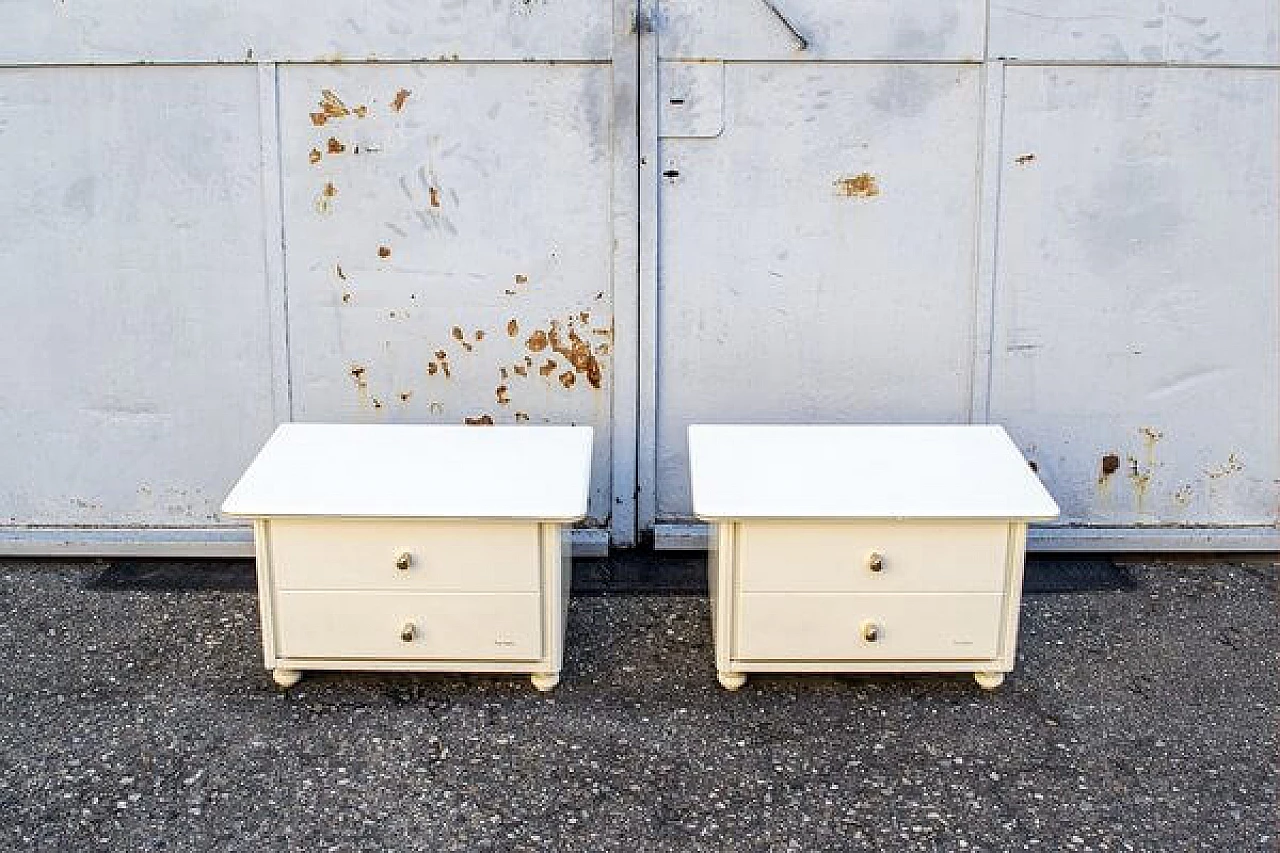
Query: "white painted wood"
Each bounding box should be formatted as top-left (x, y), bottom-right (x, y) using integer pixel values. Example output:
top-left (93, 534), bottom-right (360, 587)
top-left (269, 519), bottom-right (541, 592)
top-left (275, 62), bottom-right (616, 524)
top-left (689, 425), bottom-right (1059, 520)
top-left (656, 64), bottom-right (985, 519)
top-left (230, 424), bottom-right (582, 688)
top-left (222, 424), bottom-right (593, 520)
top-left (658, 0), bottom-right (986, 60)
top-left (274, 591), bottom-right (543, 660)
top-left (735, 593), bottom-right (1005, 661)
top-left (0, 2), bottom-right (613, 64)
top-left (736, 521), bottom-right (1009, 593)
top-left (696, 425), bottom-right (1047, 688)
top-left (989, 0), bottom-right (1279, 65)
top-left (990, 66), bottom-right (1280, 527)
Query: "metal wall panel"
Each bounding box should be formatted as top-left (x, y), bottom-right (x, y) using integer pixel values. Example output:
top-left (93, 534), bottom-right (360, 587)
top-left (990, 66), bottom-right (1280, 526)
top-left (658, 0), bottom-right (986, 60)
top-left (0, 1), bottom-right (611, 64)
top-left (989, 1), bottom-right (1280, 64)
top-left (654, 63), bottom-right (984, 518)
top-left (0, 65), bottom-right (277, 526)
top-left (279, 63), bottom-right (618, 524)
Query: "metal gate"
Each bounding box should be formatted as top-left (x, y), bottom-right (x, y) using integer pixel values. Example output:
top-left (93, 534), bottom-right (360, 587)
top-left (0, 1), bottom-right (1276, 555)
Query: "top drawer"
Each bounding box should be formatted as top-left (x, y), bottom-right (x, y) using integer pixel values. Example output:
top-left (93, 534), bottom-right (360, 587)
top-left (268, 519), bottom-right (542, 592)
top-left (736, 521), bottom-right (1010, 594)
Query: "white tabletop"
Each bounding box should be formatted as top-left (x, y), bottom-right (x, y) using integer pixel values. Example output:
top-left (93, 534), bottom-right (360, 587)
top-left (222, 424), bottom-right (594, 520)
top-left (688, 425), bottom-right (1059, 521)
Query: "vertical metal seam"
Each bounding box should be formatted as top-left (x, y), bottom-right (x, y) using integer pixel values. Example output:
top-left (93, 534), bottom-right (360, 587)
top-left (636, 0), bottom-right (661, 531)
top-left (971, 59), bottom-right (1008, 425)
top-left (257, 61), bottom-right (292, 424)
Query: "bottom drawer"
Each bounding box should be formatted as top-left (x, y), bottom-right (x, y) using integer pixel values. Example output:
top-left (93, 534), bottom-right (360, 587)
top-left (735, 593), bottom-right (1004, 661)
top-left (275, 592), bottom-right (543, 661)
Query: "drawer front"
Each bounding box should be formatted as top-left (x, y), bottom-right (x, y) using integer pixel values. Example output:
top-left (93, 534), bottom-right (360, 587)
top-left (736, 521), bottom-right (1010, 593)
top-left (269, 520), bottom-right (541, 592)
top-left (275, 592), bottom-right (543, 660)
top-left (735, 593), bottom-right (1005, 661)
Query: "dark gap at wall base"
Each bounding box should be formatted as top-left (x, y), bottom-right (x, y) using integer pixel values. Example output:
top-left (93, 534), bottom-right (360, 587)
top-left (86, 552), bottom-right (1133, 596)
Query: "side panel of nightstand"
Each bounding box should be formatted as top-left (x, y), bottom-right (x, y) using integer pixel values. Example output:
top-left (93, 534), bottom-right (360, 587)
top-left (709, 522), bottom-right (737, 675)
top-left (253, 519), bottom-right (279, 669)
top-left (540, 521), bottom-right (569, 678)
top-left (995, 522), bottom-right (1029, 672)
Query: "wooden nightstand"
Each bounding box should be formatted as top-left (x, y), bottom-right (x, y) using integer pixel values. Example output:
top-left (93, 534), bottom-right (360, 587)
top-left (222, 424), bottom-right (592, 692)
top-left (689, 425), bottom-right (1059, 691)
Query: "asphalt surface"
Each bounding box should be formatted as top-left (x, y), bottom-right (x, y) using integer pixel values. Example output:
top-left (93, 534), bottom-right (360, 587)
top-left (0, 554), bottom-right (1274, 852)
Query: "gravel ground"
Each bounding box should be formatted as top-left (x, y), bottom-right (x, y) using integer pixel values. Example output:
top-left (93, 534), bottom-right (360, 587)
top-left (0, 555), bottom-right (1274, 852)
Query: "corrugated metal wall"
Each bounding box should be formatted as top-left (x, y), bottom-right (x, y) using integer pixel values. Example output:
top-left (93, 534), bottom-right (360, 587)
top-left (1, 1), bottom-right (1276, 554)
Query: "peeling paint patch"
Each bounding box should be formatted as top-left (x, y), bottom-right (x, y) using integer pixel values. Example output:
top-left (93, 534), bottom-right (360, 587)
top-left (539, 359), bottom-right (557, 377)
top-left (507, 319), bottom-right (519, 337)
top-left (391, 88), bottom-right (412, 112)
top-left (377, 246), bottom-right (392, 259)
top-left (1207, 454), bottom-right (1245, 479)
top-left (558, 370), bottom-right (577, 389)
top-left (309, 148), bottom-right (322, 165)
top-left (495, 385), bottom-right (510, 405)
top-left (464, 415), bottom-right (494, 426)
top-left (834, 173), bottom-right (879, 198)
top-left (326, 137), bottom-right (346, 155)
top-left (527, 330), bottom-right (549, 352)
top-left (1099, 453), bottom-right (1121, 480)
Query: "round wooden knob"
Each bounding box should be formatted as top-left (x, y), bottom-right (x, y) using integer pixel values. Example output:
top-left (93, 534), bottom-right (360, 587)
top-left (400, 622), bottom-right (416, 643)
top-left (862, 622), bottom-right (881, 643)
top-left (867, 552), bottom-right (885, 573)
top-left (395, 552), bottom-right (412, 571)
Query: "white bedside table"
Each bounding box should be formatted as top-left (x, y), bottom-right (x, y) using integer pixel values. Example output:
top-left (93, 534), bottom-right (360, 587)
top-left (689, 425), bottom-right (1059, 691)
top-left (222, 424), bottom-right (592, 692)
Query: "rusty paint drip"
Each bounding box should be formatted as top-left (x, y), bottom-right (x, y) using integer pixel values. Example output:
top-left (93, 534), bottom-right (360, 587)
top-left (834, 173), bottom-right (879, 198)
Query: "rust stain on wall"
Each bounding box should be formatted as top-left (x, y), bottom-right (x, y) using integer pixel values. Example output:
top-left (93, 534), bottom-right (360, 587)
top-left (515, 274), bottom-right (529, 285)
top-left (495, 385), bottom-right (511, 405)
top-left (326, 137), bottom-right (346, 155)
top-left (464, 415), bottom-right (494, 426)
top-left (507, 319), bottom-right (519, 337)
top-left (527, 330), bottom-right (549, 352)
top-left (558, 371), bottom-right (576, 389)
top-left (429, 187), bottom-right (441, 208)
top-left (548, 322), bottom-right (602, 389)
top-left (391, 88), bottom-right (412, 112)
top-left (309, 148), bottom-right (322, 165)
top-left (378, 246), bottom-right (392, 259)
top-left (1098, 453), bottom-right (1121, 485)
top-left (515, 412), bottom-right (530, 422)
top-left (834, 173), bottom-right (879, 198)
top-left (1015, 153), bottom-right (1037, 165)
top-left (1207, 454), bottom-right (1245, 479)
top-left (539, 359), bottom-right (557, 377)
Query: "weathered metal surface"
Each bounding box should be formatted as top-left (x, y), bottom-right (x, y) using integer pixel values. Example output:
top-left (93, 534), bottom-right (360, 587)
top-left (657, 0), bottom-right (986, 60)
top-left (0, 1), bottom-right (611, 64)
top-left (990, 65), bottom-right (1280, 527)
top-left (989, 1), bottom-right (1279, 65)
top-left (654, 63), bottom-right (984, 518)
top-left (279, 63), bottom-right (616, 523)
top-left (0, 66), bottom-right (277, 526)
